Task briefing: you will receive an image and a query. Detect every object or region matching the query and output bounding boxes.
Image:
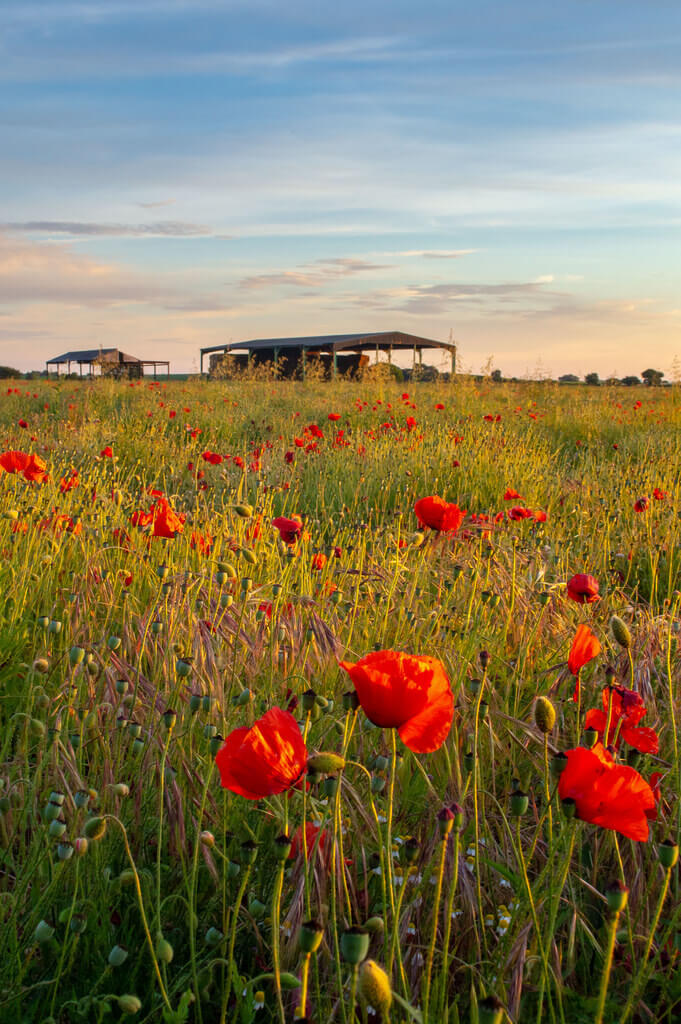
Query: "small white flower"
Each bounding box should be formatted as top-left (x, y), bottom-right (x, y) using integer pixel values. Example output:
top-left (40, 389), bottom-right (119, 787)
top-left (412, 951), bottom-right (424, 967)
top-left (407, 922), bottom-right (416, 936)
top-left (499, 878), bottom-right (512, 889)
top-left (281, 920), bottom-right (293, 938)
top-left (409, 872), bottom-right (422, 886)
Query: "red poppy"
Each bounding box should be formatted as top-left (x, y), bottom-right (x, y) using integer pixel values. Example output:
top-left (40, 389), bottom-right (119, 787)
top-left (634, 496), bottom-right (649, 513)
top-left (435, 403), bottom-right (445, 410)
top-left (202, 451), bottom-right (223, 465)
top-left (414, 496), bottom-right (466, 533)
top-left (558, 741), bottom-right (656, 841)
top-left (584, 687), bottom-right (659, 754)
top-left (18, 419), bottom-right (28, 429)
top-left (190, 530), bottom-right (212, 555)
top-left (328, 413), bottom-right (341, 421)
top-left (311, 553), bottom-right (327, 571)
top-left (215, 707), bottom-right (307, 799)
top-left (653, 488), bottom-right (668, 501)
top-left (0, 450), bottom-right (49, 484)
top-left (151, 497), bottom-right (185, 538)
top-left (566, 573), bottom-right (599, 604)
top-left (508, 506), bottom-right (533, 520)
top-left (60, 469), bottom-right (79, 493)
top-left (339, 650), bottom-right (454, 753)
top-left (100, 446), bottom-right (113, 458)
top-left (273, 515), bottom-right (303, 544)
top-left (289, 822), bottom-right (329, 862)
top-left (568, 624), bottom-right (601, 701)
top-left (504, 488), bottom-right (522, 500)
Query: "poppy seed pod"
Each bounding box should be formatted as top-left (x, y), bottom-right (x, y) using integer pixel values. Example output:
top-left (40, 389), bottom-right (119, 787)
top-left (358, 960), bottom-right (392, 1017)
top-left (34, 919), bottom-right (55, 943)
top-left (510, 789), bottom-right (529, 816)
top-left (610, 615), bottom-right (631, 650)
top-left (273, 833), bottom-right (293, 860)
top-left (340, 927), bottom-right (370, 964)
top-left (551, 752), bottom-right (568, 776)
top-left (108, 944), bottom-right (128, 967)
top-left (478, 995), bottom-right (505, 1024)
top-left (658, 840), bottom-right (679, 870)
top-left (240, 840), bottom-right (258, 866)
top-left (299, 919), bottom-right (324, 954)
top-left (605, 880), bottom-right (629, 913)
top-left (534, 696), bottom-right (556, 734)
top-left (584, 728), bottom-right (599, 748)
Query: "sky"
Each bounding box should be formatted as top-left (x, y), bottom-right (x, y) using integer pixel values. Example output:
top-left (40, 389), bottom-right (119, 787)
top-left (1, 0), bottom-right (680, 377)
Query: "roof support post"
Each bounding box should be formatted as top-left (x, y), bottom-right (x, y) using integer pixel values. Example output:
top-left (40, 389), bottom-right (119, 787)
top-left (200, 350), bottom-right (204, 375)
top-left (451, 346), bottom-right (456, 381)
top-left (332, 347), bottom-right (338, 379)
top-left (67, 360), bottom-right (71, 375)
top-left (301, 347), bottom-right (306, 381)
top-left (273, 347), bottom-right (279, 377)
top-left (412, 344), bottom-right (416, 372)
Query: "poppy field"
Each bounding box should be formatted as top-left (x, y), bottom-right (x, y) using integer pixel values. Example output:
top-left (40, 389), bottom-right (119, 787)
top-left (1, 376), bottom-right (680, 1024)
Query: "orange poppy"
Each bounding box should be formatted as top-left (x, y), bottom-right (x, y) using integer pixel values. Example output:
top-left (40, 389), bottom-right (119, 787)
top-left (585, 686), bottom-right (659, 754)
top-left (339, 650), bottom-right (453, 753)
top-left (0, 450), bottom-right (49, 483)
top-left (215, 707), bottom-right (307, 799)
top-left (558, 741), bottom-right (656, 841)
top-left (414, 496), bottom-right (466, 533)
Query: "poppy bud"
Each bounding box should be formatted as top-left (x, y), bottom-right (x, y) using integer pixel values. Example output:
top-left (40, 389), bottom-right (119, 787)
top-left (117, 994), bottom-right (142, 1015)
top-left (83, 816), bottom-right (106, 841)
top-left (299, 919), bottom-right (324, 954)
top-left (534, 696), bottom-right (556, 734)
top-left (200, 830), bottom-right (215, 848)
top-left (74, 837), bottom-right (88, 857)
top-left (364, 916), bottom-right (384, 935)
top-left (307, 752), bottom-right (345, 774)
top-left (35, 919), bottom-right (55, 943)
top-left (437, 806), bottom-right (455, 837)
top-left (69, 646), bottom-right (85, 666)
top-left (510, 790), bottom-right (529, 817)
top-left (358, 960), bottom-right (392, 1017)
top-left (478, 995), bottom-right (505, 1024)
top-left (111, 782), bottom-right (130, 798)
top-left (463, 750), bottom-right (474, 774)
top-left (658, 841), bottom-right (679, 870)
top-left (234, 504), bottom-right (254, 518)
top-left (33, 658), bottom-right (50, 674)
top-left (241, 548), bottom-right (258, 566)
top-left (236, 688), bottom-right (252, 706)
top-left (189, 694), bottom-right (201, 714)
top-left (273, 833), bottom-right (292, 860)
top-left (107, 635), bottom-right (121, 651)
top-left (605, 880), bottom-right (629, 913)
top-left (155, 935), bottom-right (174, 964)
top-left (480, 649), bottom-right (490, 670)
top-left (70, 914), bottom-right (87, 934)
top-left (610, 615), bottom-right (631, 650)
top-left (340, 927), bottom-right (370, 964)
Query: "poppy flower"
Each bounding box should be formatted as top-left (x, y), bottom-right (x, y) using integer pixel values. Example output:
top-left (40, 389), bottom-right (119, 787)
top-left (151, 497), bottom-right (185, 538)
top-left (339, 650), bottom-right (454, 753)
top-left (508, 506), bottom-right (533, 521)
top-left (504, 488), bottom-right (522, 501)
top-left (0, 451), bottom-right (49, 484)
top-left (584, 687), bottom-right (659, 754)
top-left (568, 624), bottom-right (601, 701)
top-left (634, 497), bottom-right (649, 513)
top-left (414, 496), bottom-right (466, 534)
top-left (653, 488), bottom-right (668, 501)
top-left (60, 469), bottom-right (79, 493)
top-left (215, 707), bottom-right (307, 799)
top-left (289, 822), bottom-right (329, 862)
top-left (190, 530), bottom-right (212, 555)
top-left (566, 573), bottom-right (599, 604)
top-left (311, 553), bottom-right (327, 571)
top-left (273, 515), bottom-right (303, 544)
top-left (18, 419), bottom-right (28, 429)
top-left (100, 446), bottom-right (113, 458)
top-left (558, 741), bottom-right (656, 841)
top-left (328, 413), bottom-right (341, 421)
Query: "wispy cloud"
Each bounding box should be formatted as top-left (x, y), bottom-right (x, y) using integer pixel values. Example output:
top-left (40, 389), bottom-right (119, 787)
top-left (137, 199), bottom-right (176, 209)
top-left (3, 220), bottom-right (216, 238)
top-left (239, 257), bottom-right (392, 290)
top-left (398, 249), bottom-right (478, 259)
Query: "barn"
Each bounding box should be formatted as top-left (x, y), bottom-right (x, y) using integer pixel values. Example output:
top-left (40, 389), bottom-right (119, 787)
top-left (46, 348), bottom-right (170, 379)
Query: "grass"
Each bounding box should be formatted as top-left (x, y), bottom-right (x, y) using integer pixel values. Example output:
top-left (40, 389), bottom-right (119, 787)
top-left (0, 376), bottom-right (679, 1023)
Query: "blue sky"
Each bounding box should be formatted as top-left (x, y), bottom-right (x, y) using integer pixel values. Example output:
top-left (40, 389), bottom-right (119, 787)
top-left (1, 0), bottom-right (680, 376)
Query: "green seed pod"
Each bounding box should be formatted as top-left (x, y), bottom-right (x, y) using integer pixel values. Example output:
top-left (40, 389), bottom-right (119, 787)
top-left (234, 504), bottom-right (254, 518)
top-left (307, 752), bottom-right (345, 774)
top-left (273, 833), bottom-right (292, 861)
top-left (534, 696), bottom-right (556, 734)
top-left (119, 869), bottom-right (136, 887)
top-left (175, 659), bottom-right (192, 678)
top-left (221, 593), bottom-right (234, 608)
top-left (0, 796), bottom-right (9, 816)
top-left (298, 919), bottom-right (324, 954)
top-left (478, 995), bottom-right (505, 1024)
top-left (127, 720), bottom-right (142, 739)
top-left (371, 775), bottom-right (386, 794)
top-left (115, 678), bottom-right (129, 695)
top-left (48, 818), bottom-right (67, 839)
top-left (551, 752), bottom-right (568, 776)
top-left (108, 944), bottom-right (129, 967)
top-left (342, 691), bottom-right (360, 712)
top-left (321, 775), bottom-right (339, 798)
top-left (189, 694), bottom-right (201, 713)
top-left (236, 688), bottom-right (252, 706)
top-left (364, 916), bottom-right (384, 935)
top-left (117, 994), bottom-right (142, 1015)
top-left (83, 816), bottom-right (106, 841)
top-left (157, 564), bottom-right (170, 580)
top-left (69, 646), bottom-right (85, 665)
top-left (107, 635), bottom-right (121, 651)
top-left (279, 973), bottom-right (302, 991)
top-left (204, 927), bottom-right (224, 947)
top-left (340, 927), bottom-right (370, 965)
top-left (605, 880), bottom-right (629, 913)
top-left (44, 800), bottom-right (62, 822)
top-left (658, 841), bottom-right (679, 870)
top-left (463, 750), bottom-right (474, 774)
top-left (510, 789), bottom-right (529, 817)
top-left (241, 547), bottom-right (258, 565)
top-left (240, 840), bottom-right (258, 866)
top-left (151, 620), bottom-right (163, 635)
top-left (35, 919), bottom-right (55, 943)
top-left (610, 615), bottom-right (631, 650)
top-left (37, 616), bottom-right (50, 629)
top-left (248, 895), bottom-right (267, 916)
top-left (203, 723), bottom-right (217, 740)
top-left (57, 840), bottom-right (74, 861)
top-left (70, 914), bottom-right (87, 935)
top-left (358, 960), bottom-right (392, 1017)
top-left (209, 734), bottom-right (224, 757)
top-left (584, 727), bottom-right (599, 749)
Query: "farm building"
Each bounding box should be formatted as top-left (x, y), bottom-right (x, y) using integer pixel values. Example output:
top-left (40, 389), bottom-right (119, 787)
top-left (46, 348), bottom-right (170, 379)
top-left (200, 331), bottom-right (456, 379)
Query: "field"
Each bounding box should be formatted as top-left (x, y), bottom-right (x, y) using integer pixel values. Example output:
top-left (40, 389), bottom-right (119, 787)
top-left (0, 377), bottom-right (680, 1024)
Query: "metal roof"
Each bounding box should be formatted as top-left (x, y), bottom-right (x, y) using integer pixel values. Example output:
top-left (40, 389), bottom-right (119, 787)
top-left (47, 348), bottom-right (142, 364)
top-left (201, 331), bottom-right (454, 356)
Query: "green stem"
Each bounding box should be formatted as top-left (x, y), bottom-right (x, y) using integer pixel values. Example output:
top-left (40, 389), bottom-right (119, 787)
top-left (271, 862), bottom-right (286, 1024)
top-left (422, 834), bottom-right (448, 1023)
top-left (620, 869), bottom-right (672, 1024)
top-left (594, 909), bottom-right (620, 1024)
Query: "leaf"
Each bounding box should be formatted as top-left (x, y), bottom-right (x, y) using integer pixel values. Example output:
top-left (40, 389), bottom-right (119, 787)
top-left (391, 991), bottom-right (423, 1023)
top-left (162, 990), bottom-right (195, 1024)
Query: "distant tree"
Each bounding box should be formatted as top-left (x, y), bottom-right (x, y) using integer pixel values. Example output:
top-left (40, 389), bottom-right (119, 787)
top-left (558, 374), bottom-right (580, 384)
top-left (491, 368), bottom-right (503, 382)
top-left (584, 372), bottom-right (600, 386)
top-left (621, 375), bottom-right (641, 387)
top-left (0, 366), bottom-right (21, 379)
top-left (641, 368), bottom-right (664, 387)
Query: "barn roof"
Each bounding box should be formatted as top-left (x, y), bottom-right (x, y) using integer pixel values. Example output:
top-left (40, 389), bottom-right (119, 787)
top-left (47, 348), bottom-right (142, 364)
top-left (201, 331), bottom-right (454, 357)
